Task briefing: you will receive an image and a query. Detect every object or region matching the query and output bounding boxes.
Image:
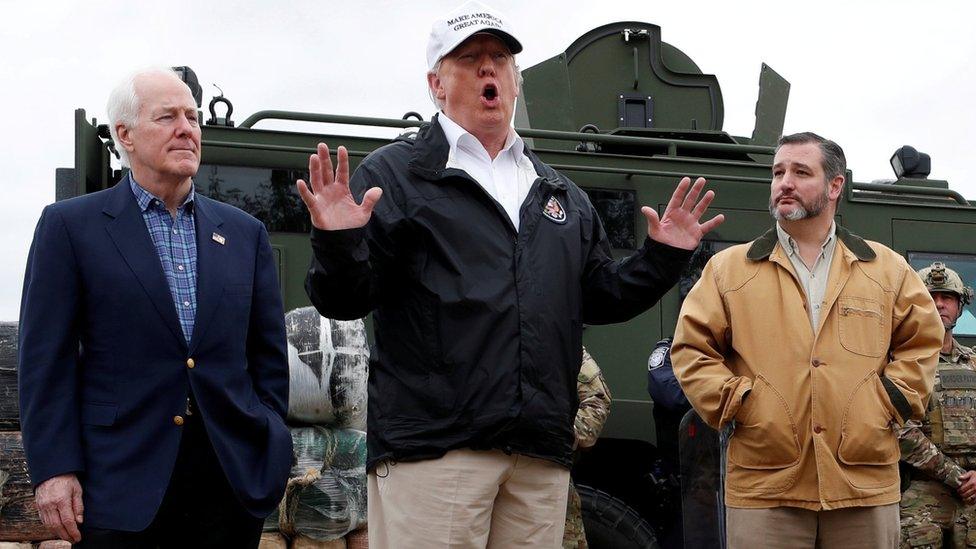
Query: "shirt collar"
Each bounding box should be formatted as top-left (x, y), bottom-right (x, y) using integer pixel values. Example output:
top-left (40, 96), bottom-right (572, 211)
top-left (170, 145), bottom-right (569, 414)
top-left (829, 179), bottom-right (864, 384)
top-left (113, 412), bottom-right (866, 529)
top-left (438, 111), bottom-right (524, 162)
top-left (776, 221), bottom-right (836, 258)
top-left (130, 175), bottom-right (195, 213)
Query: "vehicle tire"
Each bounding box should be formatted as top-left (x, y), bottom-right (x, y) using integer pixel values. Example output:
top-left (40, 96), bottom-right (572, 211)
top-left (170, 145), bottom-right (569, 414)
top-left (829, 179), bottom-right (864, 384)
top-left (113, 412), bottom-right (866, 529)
top-left (578, 484), bottom-right (660, 549)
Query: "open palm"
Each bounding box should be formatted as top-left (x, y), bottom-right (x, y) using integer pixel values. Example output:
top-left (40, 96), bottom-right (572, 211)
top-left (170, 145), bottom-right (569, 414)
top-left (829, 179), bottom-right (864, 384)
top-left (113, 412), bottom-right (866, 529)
top-left (642, 177), bottom-right (724, 250)
top-left (296, 143), bottom-right (383, 230)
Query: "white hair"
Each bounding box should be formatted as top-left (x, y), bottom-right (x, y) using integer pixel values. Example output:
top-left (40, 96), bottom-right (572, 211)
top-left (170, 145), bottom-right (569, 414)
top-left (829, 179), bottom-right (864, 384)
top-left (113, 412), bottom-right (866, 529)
top-left (426, 57), bottom-right (524, 110)
top-left (106, 66), bottom-right (183, 167)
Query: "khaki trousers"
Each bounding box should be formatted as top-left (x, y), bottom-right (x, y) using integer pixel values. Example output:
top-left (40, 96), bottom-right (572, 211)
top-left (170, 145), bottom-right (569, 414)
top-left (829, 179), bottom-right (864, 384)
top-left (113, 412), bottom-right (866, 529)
top-left (367, 448), bottom-right (571, 549)
top-left (727, 504), bottom-right (900, 548)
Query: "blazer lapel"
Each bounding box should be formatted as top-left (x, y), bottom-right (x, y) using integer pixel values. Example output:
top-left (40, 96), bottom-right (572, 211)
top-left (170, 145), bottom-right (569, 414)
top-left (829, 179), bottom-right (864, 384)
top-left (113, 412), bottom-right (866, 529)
top-left (103, 176), bottom-right (186, 349)
top-left (189, 196), bottom-right (225, 354)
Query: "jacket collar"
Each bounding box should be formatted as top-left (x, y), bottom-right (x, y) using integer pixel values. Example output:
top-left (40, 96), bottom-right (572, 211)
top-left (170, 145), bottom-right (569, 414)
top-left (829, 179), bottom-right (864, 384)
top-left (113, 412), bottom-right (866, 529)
top-left (747, 224), bottom-right (876, 262)
top-left (408, 113), bottom-right (567, 192)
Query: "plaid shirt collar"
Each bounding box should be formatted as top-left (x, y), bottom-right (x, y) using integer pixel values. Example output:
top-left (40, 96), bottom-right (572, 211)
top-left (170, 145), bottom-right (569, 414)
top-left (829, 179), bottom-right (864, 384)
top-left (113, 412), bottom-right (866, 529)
top-left (129, 176), bottom-right (195, 213)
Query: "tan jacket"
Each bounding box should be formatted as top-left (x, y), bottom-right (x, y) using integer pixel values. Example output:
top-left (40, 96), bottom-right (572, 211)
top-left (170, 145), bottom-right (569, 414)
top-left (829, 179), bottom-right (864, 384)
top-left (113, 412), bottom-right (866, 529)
top-left (672, 226), bottom-right (942, 510)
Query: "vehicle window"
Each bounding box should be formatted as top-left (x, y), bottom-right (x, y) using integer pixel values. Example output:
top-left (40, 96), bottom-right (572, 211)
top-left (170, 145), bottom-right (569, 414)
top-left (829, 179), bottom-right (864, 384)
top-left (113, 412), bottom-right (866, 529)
top-left (908, 252), bottom-right (976, 337)
top-left (680, 240), bottom-right (738, 298)
top-left (195, 164), bottom-right (311, 233)
top-left (585, 188), bottom-right (636, 249)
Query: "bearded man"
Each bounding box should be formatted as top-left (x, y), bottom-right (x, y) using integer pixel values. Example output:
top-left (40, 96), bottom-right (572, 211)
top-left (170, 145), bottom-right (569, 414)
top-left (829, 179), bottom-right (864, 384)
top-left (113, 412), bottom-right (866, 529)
top-left (673, 131), bottom-right (943, 548)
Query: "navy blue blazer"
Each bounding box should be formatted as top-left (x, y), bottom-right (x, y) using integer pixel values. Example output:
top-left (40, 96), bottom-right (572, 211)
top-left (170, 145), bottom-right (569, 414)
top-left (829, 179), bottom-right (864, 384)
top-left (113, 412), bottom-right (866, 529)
top-left (18, 175), bottom-right (292, 531)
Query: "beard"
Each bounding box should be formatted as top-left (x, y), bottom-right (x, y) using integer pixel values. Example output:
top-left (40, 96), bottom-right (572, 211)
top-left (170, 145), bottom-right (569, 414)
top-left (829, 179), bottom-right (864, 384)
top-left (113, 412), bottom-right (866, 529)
top-left (769, 188), bottom-right (829, 221)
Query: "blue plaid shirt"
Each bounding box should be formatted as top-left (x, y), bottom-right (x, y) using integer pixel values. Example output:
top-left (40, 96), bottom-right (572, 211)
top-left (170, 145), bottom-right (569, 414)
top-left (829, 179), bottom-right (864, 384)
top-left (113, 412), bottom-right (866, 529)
top-left (130, 177), bottom-right (198, 343)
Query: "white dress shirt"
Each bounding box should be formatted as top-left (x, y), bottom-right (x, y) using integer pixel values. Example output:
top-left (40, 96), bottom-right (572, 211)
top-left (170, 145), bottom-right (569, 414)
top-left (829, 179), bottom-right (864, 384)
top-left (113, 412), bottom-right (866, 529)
top-left (438, 112), bottom-right (538, 231)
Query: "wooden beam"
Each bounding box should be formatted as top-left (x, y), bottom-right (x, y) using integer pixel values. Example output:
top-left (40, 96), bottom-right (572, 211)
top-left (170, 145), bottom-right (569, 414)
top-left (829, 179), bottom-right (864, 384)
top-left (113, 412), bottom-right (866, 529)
top-left (0, 432), bottom-right (51, 541)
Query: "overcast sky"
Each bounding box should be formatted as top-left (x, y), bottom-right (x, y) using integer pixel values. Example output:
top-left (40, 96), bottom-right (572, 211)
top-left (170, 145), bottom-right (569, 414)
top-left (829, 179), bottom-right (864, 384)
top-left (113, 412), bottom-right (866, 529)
top-left (2, 0), bottom-right (974, 320)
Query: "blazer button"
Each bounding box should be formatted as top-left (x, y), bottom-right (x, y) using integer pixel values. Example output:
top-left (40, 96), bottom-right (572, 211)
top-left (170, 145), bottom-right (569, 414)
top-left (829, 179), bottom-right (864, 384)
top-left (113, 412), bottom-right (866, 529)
top-left (186, 358), bottom-right (195, 369)
top-left (813, 424), bottom-right (823, 434)
top-left (174, 415), bottom-right (185, 426)
top-left (811, 359), bottom-right (822, 368)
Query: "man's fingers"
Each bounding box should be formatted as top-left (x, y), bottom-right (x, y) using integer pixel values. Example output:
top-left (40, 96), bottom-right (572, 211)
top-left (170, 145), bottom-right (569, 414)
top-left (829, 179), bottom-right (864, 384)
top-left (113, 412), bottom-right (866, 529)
top-left (72, 484), bottom-right (84, 523)
top-left (699, 213), bottom-right (725, 235)
top-left (336, 146), bottom-right (350, 187)
top-left (308, 153), bottom-right (323, 193)
top-left (664, 177), bottom-right (691, 214)
top-left (690, 189), bottom-right (716, 219)
top-left (42, 507), bottom-right (69, 542)
top-left (680, 177), bottom-right (706, 211)
top-left (641, 205), bottom-right (661, 237)
top-left (56, 502), bottom-right (81, 543)
top-left (296, 180), bottom-right (316, 207)
top-left (360, 187), bottom-right (384, 214)
top-left (318, 143), bottom-right (335, 187)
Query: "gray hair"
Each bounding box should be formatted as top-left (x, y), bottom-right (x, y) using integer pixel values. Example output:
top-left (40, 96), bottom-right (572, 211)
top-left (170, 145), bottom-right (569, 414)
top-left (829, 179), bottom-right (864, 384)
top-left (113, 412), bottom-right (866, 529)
top-left (106, 66), bottom-right (183, 167)
top-left (427, 57), bottom-right (524, 110)
top-left (775, 132), bottom-right (847, 183)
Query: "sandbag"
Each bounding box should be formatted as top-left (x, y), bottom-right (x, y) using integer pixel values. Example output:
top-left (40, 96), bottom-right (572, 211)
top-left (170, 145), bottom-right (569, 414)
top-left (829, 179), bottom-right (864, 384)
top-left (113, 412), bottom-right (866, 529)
top-left (285, 308), bottom-right (368, 429)
top-left (292, 535), bottom-right (346, 548)
top-left (265, 427), bottom-right (367, 541)
top-left (345, 527), bottom-right (368, 549)
top-left (259, 532), bottom-right (288, 549)
top-left (0, 322), bottom-right (19, 430)
top-left (0, 432), bottom-right (52, 541)
top-left (37, 542), bottom-right (71, 549)
top-left (0, 469), bottom-right (8, 513)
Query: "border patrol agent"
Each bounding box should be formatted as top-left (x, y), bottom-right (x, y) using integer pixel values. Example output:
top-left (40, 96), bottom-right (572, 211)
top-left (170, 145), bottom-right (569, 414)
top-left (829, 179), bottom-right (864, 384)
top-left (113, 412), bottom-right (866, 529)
top-left (900, 262), bottom-right (976, 548)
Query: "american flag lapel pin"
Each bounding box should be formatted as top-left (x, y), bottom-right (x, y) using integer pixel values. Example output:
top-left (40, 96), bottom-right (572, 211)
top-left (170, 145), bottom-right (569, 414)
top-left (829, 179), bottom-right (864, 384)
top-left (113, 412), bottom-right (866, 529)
top-left (212, 232), bottom-right (226, 245)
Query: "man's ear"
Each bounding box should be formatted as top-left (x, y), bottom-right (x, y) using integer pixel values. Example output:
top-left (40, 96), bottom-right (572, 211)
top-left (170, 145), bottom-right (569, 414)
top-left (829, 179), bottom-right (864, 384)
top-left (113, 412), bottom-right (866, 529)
top-left (828, 174), bottom-right (845, 201)
top-left (427, 72), bottom-right (446, 102)
top-left (116, 123), bottom-right (136, 154)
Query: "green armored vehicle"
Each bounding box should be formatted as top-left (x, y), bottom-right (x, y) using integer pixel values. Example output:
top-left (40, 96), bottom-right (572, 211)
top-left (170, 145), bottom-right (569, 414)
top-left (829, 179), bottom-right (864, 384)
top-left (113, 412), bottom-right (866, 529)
top-left (55, 21), bottom-right (976, 548)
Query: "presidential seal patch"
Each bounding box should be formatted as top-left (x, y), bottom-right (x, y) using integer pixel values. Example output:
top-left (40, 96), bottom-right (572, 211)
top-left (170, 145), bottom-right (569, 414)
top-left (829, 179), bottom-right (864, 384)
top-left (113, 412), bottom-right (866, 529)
top-left (542, 195), bottom-right (567, 223)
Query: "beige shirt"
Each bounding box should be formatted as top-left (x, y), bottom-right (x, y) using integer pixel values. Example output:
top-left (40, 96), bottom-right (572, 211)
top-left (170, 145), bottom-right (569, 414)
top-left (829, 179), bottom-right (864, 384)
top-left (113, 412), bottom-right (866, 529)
top-left (776, 221), bottom-right (837, 328)
top-left (438, 112), bottom-right (537, 231)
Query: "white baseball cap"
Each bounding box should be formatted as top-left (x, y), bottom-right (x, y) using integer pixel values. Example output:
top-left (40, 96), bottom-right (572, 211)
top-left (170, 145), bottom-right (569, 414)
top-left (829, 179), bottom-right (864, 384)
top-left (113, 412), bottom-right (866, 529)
top-left (426, 1), bottom-right (523, 71)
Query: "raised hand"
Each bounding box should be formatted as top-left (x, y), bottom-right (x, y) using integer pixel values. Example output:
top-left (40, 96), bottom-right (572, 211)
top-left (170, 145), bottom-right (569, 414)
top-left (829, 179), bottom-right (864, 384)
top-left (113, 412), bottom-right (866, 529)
top-left (296, 143), bottom-right (383, 230)
top-left (642, 177), bottom-right (724, 250)
top-left (35, 473), bottom-right (84, 543)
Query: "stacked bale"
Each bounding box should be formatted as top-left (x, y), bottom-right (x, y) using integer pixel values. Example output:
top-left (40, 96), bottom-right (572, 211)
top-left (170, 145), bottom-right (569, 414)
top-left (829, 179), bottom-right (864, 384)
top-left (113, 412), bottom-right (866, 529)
top-left (264, 307), bottom-right (370, 548)
top-left (0, 323), bottom-right (57, 543)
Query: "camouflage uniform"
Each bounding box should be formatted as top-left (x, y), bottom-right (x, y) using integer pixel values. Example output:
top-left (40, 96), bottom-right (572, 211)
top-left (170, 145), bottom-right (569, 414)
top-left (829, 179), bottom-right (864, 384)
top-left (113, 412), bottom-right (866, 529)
top-left (899, 340), bottom-right (976, 548)
top-left (563, 347), bottom-right (612, 549)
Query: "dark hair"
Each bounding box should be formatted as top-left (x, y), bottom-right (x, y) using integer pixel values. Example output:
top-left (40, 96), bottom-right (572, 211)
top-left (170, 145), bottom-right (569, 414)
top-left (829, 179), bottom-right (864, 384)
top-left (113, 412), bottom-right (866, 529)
top-left (776, 132), bottom-right (847, 182)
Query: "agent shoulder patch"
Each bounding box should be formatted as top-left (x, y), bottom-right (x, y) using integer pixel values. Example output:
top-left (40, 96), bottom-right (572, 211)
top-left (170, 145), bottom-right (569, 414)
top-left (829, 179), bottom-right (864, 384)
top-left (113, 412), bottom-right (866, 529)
top-left (648, 344), bottom-right (670, 371)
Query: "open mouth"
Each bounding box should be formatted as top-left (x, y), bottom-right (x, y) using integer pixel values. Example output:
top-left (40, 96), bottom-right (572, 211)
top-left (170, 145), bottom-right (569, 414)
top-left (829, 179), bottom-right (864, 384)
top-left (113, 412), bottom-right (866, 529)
top-left (482, 84), bottom-right (498, 101)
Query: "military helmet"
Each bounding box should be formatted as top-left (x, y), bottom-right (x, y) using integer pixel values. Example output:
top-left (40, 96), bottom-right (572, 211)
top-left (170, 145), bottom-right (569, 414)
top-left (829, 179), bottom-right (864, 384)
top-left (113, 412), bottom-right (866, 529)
top-left (917, 262), bottom-right (974, 305)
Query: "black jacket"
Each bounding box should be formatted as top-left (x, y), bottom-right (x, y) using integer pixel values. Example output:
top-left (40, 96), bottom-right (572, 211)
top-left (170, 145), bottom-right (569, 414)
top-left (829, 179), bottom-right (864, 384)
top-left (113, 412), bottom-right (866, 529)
top-left (307, 115), bottom-right (692, 469)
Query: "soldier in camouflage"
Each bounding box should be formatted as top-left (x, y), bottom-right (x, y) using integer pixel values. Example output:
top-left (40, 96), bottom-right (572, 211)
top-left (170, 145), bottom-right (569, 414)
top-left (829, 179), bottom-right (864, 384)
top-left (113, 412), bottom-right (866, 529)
top-left (563, 347), bottom-right (612, 549)
top-left (900, 262), bottom-right (976, 548)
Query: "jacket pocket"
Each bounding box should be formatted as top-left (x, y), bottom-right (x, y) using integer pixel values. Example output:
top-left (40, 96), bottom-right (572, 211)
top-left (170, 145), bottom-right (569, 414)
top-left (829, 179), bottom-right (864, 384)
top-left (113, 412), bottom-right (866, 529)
top-left (728, 375), bottom-right (801, 471)
top-left (838, 371), bottom-right (900, 489)
top-left (837, 296), bottom-right (884, 357)
top-left (81, 403), bottom-right (118, 426)
top-left (939, 405), bottom-right (976, 454)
